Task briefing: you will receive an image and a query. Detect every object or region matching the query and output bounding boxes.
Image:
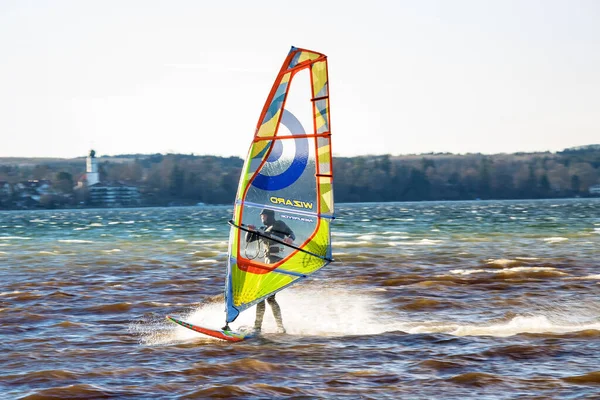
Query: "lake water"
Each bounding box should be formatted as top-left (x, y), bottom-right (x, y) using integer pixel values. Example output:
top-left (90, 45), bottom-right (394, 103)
top-left (1, 199), bottom-right (599, 399)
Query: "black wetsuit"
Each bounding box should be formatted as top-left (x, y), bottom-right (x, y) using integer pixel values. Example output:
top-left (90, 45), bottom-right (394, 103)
top-left (245, 220), bottom-right (296, 263)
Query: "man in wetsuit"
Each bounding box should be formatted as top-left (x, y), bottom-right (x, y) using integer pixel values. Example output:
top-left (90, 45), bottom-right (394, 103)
top-left (246, 208), bottom-right (295, 333)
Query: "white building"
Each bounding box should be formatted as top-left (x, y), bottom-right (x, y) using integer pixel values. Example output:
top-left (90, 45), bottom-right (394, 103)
top-left (589, 184), bottom-right (600, 196)
top-left (75, 149), bottom-right (141, 206)
top-left (86, 149), bottom-right (100, 186)
top-left (88, 182), bottom-right (140, 206)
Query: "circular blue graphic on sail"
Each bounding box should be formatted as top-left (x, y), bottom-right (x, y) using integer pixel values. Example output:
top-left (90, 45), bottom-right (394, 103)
top-left (252, 110), bottom-right (309, 191)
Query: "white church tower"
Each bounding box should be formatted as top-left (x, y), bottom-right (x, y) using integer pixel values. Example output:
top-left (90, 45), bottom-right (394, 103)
top-left (86, 149), bottom-right (99, 186)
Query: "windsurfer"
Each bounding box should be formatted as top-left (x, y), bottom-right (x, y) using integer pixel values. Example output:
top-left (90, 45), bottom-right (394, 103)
top-left (246, 208), bottom-right (295, 333)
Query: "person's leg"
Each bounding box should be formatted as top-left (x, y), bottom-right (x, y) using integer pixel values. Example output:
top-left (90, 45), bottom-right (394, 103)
top-left (254, 300), bottom-right (266, 332)
top-left (267, 295), bottom-right (285, 333)
top-left (262, 256), bottom-right (285, 333)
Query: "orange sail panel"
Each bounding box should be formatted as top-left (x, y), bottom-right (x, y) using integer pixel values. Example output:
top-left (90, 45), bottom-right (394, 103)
top-left (225, 47), bottom-right (334, 323)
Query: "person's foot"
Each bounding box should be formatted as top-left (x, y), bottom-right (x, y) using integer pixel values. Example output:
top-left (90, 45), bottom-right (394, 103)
top-left (221, 325), bottom-right (230, 331)
top-left (253, 327), bottom-right (261, 333)
top-left (277, 327), bottom-right (286, 334)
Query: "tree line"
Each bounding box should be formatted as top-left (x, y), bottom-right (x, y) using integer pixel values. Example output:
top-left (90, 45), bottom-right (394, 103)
top-left (0, 145), bottom-right (599, 209)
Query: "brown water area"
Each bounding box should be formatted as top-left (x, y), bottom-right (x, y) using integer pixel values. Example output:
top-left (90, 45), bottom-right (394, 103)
top-left (1, 199), bottom-right (599, 398)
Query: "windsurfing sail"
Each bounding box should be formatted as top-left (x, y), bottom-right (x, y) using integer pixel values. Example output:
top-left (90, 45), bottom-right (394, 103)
top-left (224, 46), bottom-right (334, 323)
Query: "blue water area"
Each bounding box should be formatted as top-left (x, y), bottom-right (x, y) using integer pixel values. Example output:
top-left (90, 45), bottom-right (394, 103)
top-left (1, 198), bottom-right (599, 398)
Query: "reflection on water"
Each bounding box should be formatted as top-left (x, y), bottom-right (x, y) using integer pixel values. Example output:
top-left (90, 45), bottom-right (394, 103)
top-left (1, 198), bottom-right (599, 398)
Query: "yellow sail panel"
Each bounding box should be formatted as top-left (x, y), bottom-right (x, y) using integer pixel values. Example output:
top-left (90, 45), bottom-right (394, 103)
top-left (230, 264), bottom-right (297, 306)
top-left (250, 140), bottom-right (271, 159)
top-left (318, 143), bottom-right (331, 165)
top-left (256, 72), bottom-right (291, 138)
top-left (317, 137), bottom-right (332, 175)
top-left (274, 220), bottom-right (331, 274)
top-left (312, 60), bottom-right (329, 134)
top-left (311, 61), bottom-right (328, 98)
top-left (256, 110), bottom-right (281, 138)
top-left (319, 178), bottom-right (333, 215)
top-left (314, 100), bottom-right (329, 133)
top-left (289, 50), bottom-right (321, 69)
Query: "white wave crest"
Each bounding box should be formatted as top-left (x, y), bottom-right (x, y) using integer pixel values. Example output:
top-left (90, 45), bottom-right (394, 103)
top-left (449, 266), bottom-right (566, 276)
top-left (132, 287), bottom-right (600, 345)
top-left (392, 239), bottom-right (442, 246)
top-left (399, 307), bottom-right (600, 338)
top-left (486, 259), bottom-right (517, 266)
top-left (543, 237), bottom-right (569, 243)
top-left (449, 269), bottom-right (487, 276)
top-left (572, 274), bottom-right (600, 280)
top-left (357, 235), bottom-right (376, 241)
top-left (334, 240), bottom-right (371, 248)
top-left (331, 232), bottom-right (356, 237)
top-left (449, 315), bottom-right (600, 337)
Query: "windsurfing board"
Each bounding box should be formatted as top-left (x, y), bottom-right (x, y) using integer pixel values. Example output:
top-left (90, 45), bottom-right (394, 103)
top-left (166, 315), bottom-right (253, 342)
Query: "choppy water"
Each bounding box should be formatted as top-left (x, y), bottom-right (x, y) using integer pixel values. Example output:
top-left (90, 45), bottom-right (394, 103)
top-left (1, 199), bottom-right (599, 399)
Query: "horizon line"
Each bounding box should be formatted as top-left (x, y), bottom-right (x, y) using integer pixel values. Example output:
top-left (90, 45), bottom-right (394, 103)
top-left (2, 143), bottom-right (600, 161)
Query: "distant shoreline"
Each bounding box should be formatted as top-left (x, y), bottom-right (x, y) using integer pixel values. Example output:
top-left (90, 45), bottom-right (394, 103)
top-left (1, 146), bottom-right (599, 208)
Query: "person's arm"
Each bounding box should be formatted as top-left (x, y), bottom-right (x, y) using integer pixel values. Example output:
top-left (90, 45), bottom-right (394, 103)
top-left (245, 225), bottom-right (259, 243)
top-left (284, 223), bottom-right (295, 242)
top-left (274, 221), bottom-right (295, 244)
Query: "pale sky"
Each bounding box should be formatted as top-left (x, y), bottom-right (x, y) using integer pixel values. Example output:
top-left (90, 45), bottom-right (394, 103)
top-left (1, 0), bottom-right (599, 159)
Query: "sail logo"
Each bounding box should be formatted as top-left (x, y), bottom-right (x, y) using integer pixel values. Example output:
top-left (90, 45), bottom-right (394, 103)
top-left (270, 196), bottom-right (313, 209)
top-left (281, 214), bottom-right (314, 223)
top-left (251, 109), bottom-right (309, 191)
